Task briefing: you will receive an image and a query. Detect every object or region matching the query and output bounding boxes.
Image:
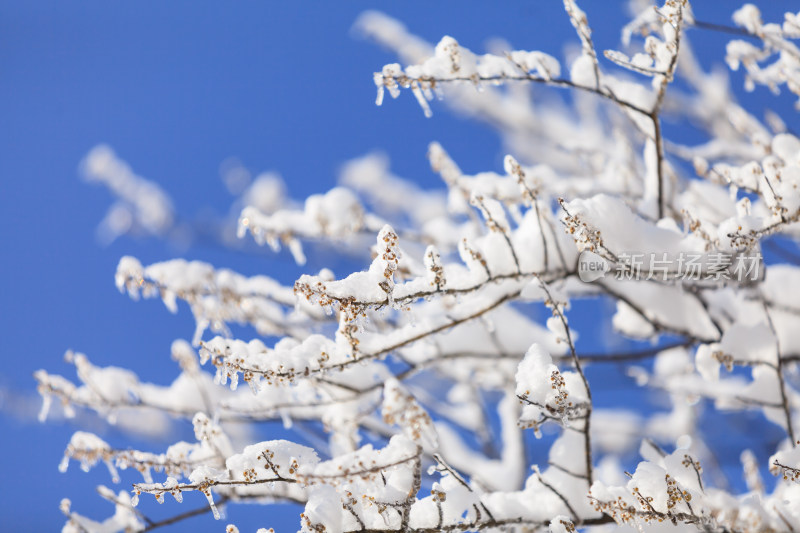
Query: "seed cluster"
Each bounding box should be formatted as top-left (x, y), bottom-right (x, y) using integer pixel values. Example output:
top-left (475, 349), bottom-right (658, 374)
top-left (382, 384), bottom-right (434, 444)
top-left (505, 155), bottom-right (540, 206)
top-left (460, 238), bottom-right (490, 276)
top-left (772, 457), bottom-right (800, 483)
top-left (560, 199), bottom-right (605, 254)
top-left (471, 194), bottom-right (507, 235)
top-left (557, 518), bottom-right (577, 533)
top-left (712, 350), bottom-right (735, 371)
top-left (665, 473), bottom-right (692, 513)
top-left (592, 474), bottom-right (695, 528)
top-left (550, 370), bottom-right (571, 413)
top-left (425, 246), bottom-right (446, 290)
top-left (591, 494), bottom-right (639, 525)
top-left (199, 341), bottom-right (332, 389)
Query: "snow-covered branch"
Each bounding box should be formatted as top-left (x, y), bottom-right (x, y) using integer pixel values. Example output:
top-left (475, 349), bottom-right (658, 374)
top-left (38, 1), bottom-right (800, 532)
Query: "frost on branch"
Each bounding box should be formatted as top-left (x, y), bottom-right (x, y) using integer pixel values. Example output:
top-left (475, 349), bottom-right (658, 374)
top-left (59, 426), bottom-right (219, 488)
top-left (239, 187), bottom-right (370, 265)
top-left (516, 344), bottom-right (589, 434)
top-left (81, 144), bottom-right (174, 243)
top-left (115, 255), bottom-right (319, 345)
top-left (35, 345), bottom-right (226, 427)
top-left (40, 1), bottom-right (800, 532)
top-left (726, 4), bottom-right (800, 108)
top-left (373, 35), bottom-right (560, 117)
top-left (61, 489), bottom-right (144, 533)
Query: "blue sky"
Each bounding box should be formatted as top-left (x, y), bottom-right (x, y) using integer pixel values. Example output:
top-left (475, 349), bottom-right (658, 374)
top-left (1, 1), bottom-right (798, 531)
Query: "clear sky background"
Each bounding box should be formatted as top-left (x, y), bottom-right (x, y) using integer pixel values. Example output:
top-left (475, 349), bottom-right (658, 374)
top-left (1, 1), bottom-right (798, 531)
